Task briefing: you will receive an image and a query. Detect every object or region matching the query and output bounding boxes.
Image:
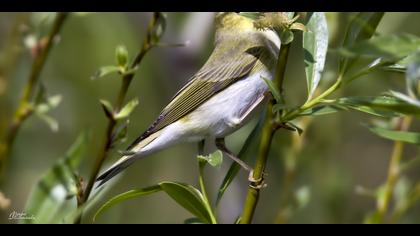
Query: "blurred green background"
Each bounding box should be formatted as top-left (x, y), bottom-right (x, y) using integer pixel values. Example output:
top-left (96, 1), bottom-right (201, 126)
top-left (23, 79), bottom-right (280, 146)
top-left (1, 12), bottom-right (420, 223)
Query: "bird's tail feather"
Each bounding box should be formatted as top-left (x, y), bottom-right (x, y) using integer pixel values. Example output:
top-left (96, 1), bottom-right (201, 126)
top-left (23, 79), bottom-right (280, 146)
top-left (95, 130), bottom-right (162, 187)
top-left (96, 155), bottom-right (137, 188)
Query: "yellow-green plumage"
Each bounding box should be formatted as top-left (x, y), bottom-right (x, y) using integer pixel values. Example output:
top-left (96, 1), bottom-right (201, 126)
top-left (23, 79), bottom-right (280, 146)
top-left (97, 13), bottom-right (280, 186)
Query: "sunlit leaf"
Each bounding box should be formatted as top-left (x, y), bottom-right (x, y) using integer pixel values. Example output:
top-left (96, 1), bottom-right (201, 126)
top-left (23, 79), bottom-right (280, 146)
top-left (115, 45), bottom-right (129, 68)
top-left (114, 98), bottom-right (139, 120)
top-left (22, 132), bottom-right (88, 223)
top-left (91, 66), bottom-right (120, 80)
top-left (303, 12), bottom-right (329, 100)
top-left (198, 150), bottom-right (223, 168)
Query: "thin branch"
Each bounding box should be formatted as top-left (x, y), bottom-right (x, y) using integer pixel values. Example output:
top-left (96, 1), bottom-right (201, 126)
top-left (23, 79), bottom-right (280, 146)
top-left (0, 12), bottom-right (69, 178)
top-left (75, 13), bottom-right (161, 223)
top-left (240, 41), bottom-right (292, 224)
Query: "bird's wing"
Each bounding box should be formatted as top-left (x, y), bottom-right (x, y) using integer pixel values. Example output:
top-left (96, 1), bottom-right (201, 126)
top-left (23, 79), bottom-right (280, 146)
top-left (126, 47), bottom-right (264, 150)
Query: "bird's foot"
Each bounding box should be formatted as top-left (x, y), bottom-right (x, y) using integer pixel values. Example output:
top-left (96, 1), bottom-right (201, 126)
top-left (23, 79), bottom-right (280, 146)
top-left (248, 170), bottom-right (267, 189)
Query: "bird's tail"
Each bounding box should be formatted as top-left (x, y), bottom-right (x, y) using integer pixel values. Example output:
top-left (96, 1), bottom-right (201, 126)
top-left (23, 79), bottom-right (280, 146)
top-left (95, 130), bottom-right (162, 187)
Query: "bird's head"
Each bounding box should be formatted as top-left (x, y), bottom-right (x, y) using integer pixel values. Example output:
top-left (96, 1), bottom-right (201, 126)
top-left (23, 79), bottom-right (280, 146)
top-left (215, 12), bottom-right (255, 32)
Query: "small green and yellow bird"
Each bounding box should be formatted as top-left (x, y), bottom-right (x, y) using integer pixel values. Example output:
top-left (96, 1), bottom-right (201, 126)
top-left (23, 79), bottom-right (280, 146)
top-left (96, 12), bottom-right (280, 186)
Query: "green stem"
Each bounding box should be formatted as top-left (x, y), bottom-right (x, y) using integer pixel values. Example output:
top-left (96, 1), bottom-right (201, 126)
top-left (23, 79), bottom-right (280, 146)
top-left (281, 76), bottom-right (342, 123)
top-left (240, 41), bottom-right (291, 224)
top-left (0, 12), bottom-right (69, 178)
top-left (75, 13), bottom-right (159, 223)
top-left (375, 116), bottom-right (412, 223)
top-left (197, 141), bottom-right (217, 224)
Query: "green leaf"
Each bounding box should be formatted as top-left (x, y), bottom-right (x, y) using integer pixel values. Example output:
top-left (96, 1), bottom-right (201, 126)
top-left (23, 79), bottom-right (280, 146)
top-left (91, 65), bottom-right (120, 80)
top-left (261, 76), bottom-right (282, 104)
top-left (216, 114), bottom-right (265, 205)
top-left (99, 99), bottom-right (114, 119)
top-left (93, 185), bottom-right (162, 222)
top-left (366, 125), bottom-right (420, 144)
top-left (299, 104), bottom-right (347, 116)
top-left (114, 98), bottom-right (139, 120)
top-left (159, 181), bottom-right (213, 223)
top-left (303, 12), bottom-right (329, 100)
top-left (198, 150), bottom-right (223, 168)
top-left (338, 97), bottom-right (399, 117)
top-left (94, 181), bottom-right (213, 224)
top-left (115, 45), bottom-right (129, 68)
top-left (340, 96), bottom-right (420, 117)
top-left (22, 132), bottom-right (88, 223)
top-left (339, 12), bottom-right (385, 75)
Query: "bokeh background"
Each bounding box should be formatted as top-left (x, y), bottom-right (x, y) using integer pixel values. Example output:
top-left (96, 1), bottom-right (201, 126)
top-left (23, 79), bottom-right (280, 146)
top-left (1, 12), bottom-right (420, 223)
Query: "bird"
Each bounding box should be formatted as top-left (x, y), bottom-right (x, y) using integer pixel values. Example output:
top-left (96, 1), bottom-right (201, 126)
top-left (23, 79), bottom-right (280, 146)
top-left (96, 12), bottom-right (281, 187)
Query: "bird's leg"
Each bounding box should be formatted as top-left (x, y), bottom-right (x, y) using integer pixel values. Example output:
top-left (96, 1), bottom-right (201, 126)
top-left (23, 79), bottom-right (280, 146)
top-left (198, 140), bottom-right (205, 155)
top-left (216, 138), bottom-right (266, 188)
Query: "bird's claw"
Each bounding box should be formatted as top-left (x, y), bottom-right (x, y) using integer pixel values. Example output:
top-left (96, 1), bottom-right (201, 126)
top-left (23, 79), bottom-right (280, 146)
top-left (248, 170), bottom-right (267, 189)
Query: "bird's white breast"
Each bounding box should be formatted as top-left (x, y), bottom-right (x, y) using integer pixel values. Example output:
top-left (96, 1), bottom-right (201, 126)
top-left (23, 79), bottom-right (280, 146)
top-left (184, 70), bottom-right (272, 138)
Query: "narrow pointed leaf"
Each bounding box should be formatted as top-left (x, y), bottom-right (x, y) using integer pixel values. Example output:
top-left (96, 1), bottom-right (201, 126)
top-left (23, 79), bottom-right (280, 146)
top-left (94, 181), bottom-right (213, 224)
top-left (339, 12), bottom-right (384, 75)
top-left (93, 185), bottom-right (162, 222)
top-left (114, 98), bottom-right (139, 120)
top-left (91, 66), bottom-right (120, 80)
top-left (367, 125), bottom-right (420, 144)
top-left (303, 12), bottom-right (329, 100)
